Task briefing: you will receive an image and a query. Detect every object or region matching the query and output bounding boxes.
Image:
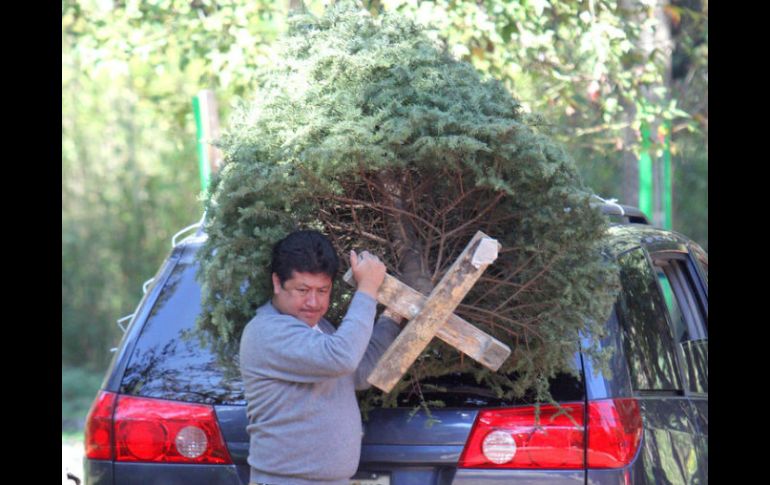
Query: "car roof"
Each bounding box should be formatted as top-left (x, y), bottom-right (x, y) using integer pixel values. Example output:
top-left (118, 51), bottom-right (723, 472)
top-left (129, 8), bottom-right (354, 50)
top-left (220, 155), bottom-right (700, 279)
top-left (605, 224), bottom-right (701, 258)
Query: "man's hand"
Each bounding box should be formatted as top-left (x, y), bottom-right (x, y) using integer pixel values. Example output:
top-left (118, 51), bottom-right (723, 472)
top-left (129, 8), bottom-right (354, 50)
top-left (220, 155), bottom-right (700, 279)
top-left (350, 250), bottom-right (386, 299)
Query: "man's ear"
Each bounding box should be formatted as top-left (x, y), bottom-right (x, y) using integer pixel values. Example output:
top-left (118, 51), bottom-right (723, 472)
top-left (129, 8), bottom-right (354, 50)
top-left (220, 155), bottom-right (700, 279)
top-left (271, 273), bottom-right (282, 295)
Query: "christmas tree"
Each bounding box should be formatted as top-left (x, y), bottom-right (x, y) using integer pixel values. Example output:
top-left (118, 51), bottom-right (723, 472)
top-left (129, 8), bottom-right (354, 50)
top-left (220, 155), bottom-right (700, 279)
top-left (197, 2), bottom-right (619, 406)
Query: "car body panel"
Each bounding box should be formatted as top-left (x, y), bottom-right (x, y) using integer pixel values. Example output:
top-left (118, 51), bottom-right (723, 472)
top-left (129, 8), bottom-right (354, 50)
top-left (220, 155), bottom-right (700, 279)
top-left (636, 398), bottom-right (704, 484)
top-left (362, 409), bottom-right (478, 445)
top-left (690, 398), bottom-right (708, 481)
top-left (360, 444), bottom-right (464, 465)
top-left (214, 405), bottom-right (250, 481)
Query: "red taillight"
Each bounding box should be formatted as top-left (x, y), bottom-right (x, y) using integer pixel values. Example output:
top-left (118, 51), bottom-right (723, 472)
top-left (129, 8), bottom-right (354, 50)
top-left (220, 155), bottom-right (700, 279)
top-left (459, 398), bottom-right (643, 470)
top-left (85, 391), bottom-right (117, 460)
top-left (587, 399), bottom-right (643, 468)
top-left (113, 395), bottom-right (232, 464)
top-left (459, 402), bottom-right (585, 469)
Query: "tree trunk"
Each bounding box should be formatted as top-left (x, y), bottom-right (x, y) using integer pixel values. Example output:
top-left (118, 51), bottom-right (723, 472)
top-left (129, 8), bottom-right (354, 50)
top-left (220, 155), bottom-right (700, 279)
top-left (620, 0), bottom-right (673, 215)
top-left (378, 170), bottom-right (434, 295)
top-left (288, 0), bottom-right (305, 13)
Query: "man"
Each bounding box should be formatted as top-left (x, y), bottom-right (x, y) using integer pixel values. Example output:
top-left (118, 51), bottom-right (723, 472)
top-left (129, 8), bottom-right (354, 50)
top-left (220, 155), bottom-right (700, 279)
top-left (240, 230), bottom-right (403, 485)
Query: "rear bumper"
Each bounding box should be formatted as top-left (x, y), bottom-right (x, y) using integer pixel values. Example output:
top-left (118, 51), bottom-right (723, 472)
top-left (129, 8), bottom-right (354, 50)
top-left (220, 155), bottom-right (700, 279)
top-left (85, 460), bottom-right (245, 485)
top-left (451, 469), bottom-right (585, 484)
top-left (84, 460), bottom-right (112, 485)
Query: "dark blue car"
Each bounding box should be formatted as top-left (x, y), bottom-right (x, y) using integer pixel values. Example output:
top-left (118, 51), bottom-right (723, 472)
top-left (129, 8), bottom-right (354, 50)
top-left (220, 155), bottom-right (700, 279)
top-left (84, 203), bottom-right (707, 484)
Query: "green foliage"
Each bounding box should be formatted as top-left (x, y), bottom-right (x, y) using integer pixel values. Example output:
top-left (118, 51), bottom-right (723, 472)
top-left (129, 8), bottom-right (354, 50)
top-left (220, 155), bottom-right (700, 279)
top-left (62, 0), bottom-right (285, 369)
top-left (372, 1), bottom-right (680, 149)
top-left (62, 42), bottom-right (202, 368)
top-left (198, 3), bottom-right (621, 406)
top-left (62, 366), bottom-right (105, 432)
top-left (672, 136), bottom-right (708, 251)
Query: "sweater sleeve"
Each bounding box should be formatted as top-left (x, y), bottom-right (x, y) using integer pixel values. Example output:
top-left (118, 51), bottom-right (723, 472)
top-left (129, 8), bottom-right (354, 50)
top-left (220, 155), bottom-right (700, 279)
top-left (245, 291), bottom-right (378, 384)
top-left (353, 315), bottom-right (401, 390)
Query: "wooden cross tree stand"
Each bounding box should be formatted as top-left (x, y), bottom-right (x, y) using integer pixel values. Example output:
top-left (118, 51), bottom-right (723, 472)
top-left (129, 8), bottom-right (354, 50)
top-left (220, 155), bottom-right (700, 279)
top-left (343, 231), bottom-right (511, 393)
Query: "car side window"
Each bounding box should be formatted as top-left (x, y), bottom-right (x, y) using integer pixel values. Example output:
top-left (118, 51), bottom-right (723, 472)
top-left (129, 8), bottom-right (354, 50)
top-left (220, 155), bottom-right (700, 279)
top-left (654, 256), bottom-right (708, 395)
top-left (616, 248), bottom-right (682, 393)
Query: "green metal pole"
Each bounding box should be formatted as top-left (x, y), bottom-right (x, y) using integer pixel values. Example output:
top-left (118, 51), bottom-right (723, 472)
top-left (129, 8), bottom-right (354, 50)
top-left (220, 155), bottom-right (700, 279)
top-left (639, 123), bottom-right (654, 222)
top-left (193, 94), bottom-right (211, 196)
top-left (662, 121), bottom-right (672, 230)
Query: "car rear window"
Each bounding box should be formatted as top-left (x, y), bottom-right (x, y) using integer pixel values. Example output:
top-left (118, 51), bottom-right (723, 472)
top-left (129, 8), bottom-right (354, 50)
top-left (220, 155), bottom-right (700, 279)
top-left (120, 254), bottom-right (246, 405)
top-left (120, 246), bottom-right (583, 408)
top-left (393, 370), bottom-right (584, 408)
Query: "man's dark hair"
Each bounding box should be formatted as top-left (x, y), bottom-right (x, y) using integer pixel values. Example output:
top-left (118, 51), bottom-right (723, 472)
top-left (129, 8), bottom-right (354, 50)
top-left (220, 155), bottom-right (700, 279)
top-left (271, 230), bottom-right (340, 285)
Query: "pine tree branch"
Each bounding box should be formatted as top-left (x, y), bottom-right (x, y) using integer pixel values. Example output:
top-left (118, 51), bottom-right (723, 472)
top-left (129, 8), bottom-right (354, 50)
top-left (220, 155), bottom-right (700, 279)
top-left (455, 303), bottom-right (544, 340)
top-left (327, 194), bottom-right (440, 235)
top-left (443, 192), bottom-right (505, 240)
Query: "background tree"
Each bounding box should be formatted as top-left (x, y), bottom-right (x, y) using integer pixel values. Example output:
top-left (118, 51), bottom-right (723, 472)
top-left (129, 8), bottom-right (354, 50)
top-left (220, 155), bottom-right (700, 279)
top-left (62, 0), bottom-right (285, 372)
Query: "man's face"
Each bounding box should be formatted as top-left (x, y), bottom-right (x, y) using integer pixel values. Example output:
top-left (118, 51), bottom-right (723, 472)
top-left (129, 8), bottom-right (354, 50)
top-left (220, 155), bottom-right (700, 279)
top-left (271, 271), bottom-right (333, 326)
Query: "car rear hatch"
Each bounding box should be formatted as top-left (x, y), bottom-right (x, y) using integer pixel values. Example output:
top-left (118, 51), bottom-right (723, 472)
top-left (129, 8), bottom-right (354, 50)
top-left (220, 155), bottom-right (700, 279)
top-left (358, 406), bottom-right (476, 485)
top-left (212, 405), bottom-right (479, 485)
top-left (353, 368), bottom-right (587, 485)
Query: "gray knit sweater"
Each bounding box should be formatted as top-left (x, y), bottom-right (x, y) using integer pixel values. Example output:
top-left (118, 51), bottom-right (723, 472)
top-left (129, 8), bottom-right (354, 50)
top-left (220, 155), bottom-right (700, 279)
top-left (239, 291), bottom-right (400, 485)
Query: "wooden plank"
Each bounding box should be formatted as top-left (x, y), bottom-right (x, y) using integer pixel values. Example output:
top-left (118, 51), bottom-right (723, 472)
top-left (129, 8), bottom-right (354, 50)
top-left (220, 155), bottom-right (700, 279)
top-left (343, 270), bottom-right (511, 371)
top-left (364, 231), bottom-right (500, 392)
